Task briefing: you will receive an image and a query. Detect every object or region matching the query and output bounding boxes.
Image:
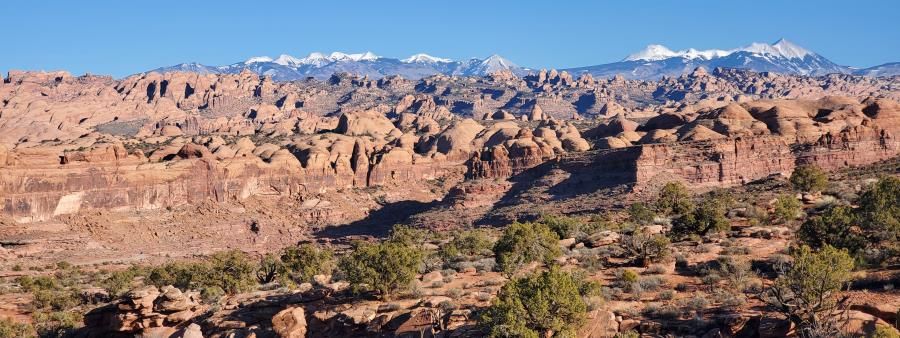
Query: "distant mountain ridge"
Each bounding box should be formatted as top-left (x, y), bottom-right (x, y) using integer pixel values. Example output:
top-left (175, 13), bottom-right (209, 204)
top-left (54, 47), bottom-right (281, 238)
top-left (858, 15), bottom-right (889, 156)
top-left (147, 39), bottom-right (899, 80)
top-left (151, 52), bottom-right (529, 81)
top-left (565, 39), bottom-right (854, 79)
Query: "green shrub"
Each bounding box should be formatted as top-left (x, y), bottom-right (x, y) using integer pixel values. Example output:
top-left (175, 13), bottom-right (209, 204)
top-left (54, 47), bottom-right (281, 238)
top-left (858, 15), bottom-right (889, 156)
top-left (798, 205), bottom-right (864, 254)
top-left (856, 176), bottom-right (900, 247)
top-left (388, 224), bottom-right (430, 247)
top-left (541, 214), bottom-right (593, 239)
top-left (17, 276), bottom-right (60, 294)
top-left (670, 195), bottom-right (730, 239)
top-left (200, 286), bottom-right (225, 304)
top-left (655, 181), bottom-right (694, 216)
top-left (101, 266), bottom-right (146, 297)
top-left (872, 325), bottom-right (900, 338)
top-left (798, 177), bottom-right (900, 263)
top-left (480, 267), bottom-right (597, 338)
top-left (339, 239), bottom-right (423, 300)
top-left (280, 244), bottom-right (335, 285)
top-left (493, 222), bottom-right (561, 276)
top-left (439, 229), bottom-right (494, 263)
top-left (615, 331), bottom-right (640, 338)
top-left (706, 189), bottom-right (736, 210)
top-left (628, 202), bottom-right (657, 225)
top-left (0, 317), bottom-right (33, 338)
top-left (145, 261), bottom-right (211, 291)
top-left (617, 269), bottom-right (639, 287)
top-left (762, 245), bottom-right (854, 337)
top-left (588, 213), bottom-right (619, 232)
top-left (31, 290), bottom-right (80, 311)
top-left (790, 165), bottom-right (828, 193)
top-left (658, 290), bottom-right (675, 301)
top-left (206, 250), bottom-right (257, 294)
top-left (16, 275), bottom-right (82, 312)
top-left (714, 256), bottom-right (754, 292)
top-left (32, 310), bottom-right (81, 338)
top-left (772, 194), bottom-right (803, 224)
top-left (619, 228), bottom-right (670, 267)
top-left (146, 250), bottom-right (256, 295)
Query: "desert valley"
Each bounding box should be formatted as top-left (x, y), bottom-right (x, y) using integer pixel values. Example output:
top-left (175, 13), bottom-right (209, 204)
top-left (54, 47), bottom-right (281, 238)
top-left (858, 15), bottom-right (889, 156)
top-left (1, 12), bottom-right (900, 338)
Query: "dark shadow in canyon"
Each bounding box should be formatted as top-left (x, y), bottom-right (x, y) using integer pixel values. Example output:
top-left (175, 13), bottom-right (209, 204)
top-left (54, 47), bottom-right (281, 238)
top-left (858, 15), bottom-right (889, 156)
top-left (474, 149), bottom-right (640, 226)
top-left (314, 199), bottom-right (441, 239)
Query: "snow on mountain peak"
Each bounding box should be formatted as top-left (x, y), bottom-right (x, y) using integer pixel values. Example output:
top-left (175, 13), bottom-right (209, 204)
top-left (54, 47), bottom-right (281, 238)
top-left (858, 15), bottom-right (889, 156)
top-left (358, 51), bottom-right (380, 61)
top-left (742, 38), bottom-right (811, 59)
top-left (273, 54), bottom-right (304, 66)
top-left (681, 48), bottom-right (731, 60)
top-left (245, 56), bottom-right (274, 64)
top-left (329, 52), bottom-right (380, 62)
top-left (624, 45), bottom-right (680, 61)
top-left (625, 45), bottom-right (729, 61)
top-left (402, 53), bottom-right (452, 63)
top-left (481, 54), bottom-right (515, 67)
top-left (624, 39), bottom-right (814, 62)
top-left (251, 52), bottom-right (383, 67)
top-left (296, 52), bottom-right (330, 66)
top-left (467, 54), bottom-right (519, 75)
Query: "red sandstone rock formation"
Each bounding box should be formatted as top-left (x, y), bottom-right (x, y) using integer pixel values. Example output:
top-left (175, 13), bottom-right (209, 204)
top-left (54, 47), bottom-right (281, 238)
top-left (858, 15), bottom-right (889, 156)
top-left (1, 69), bottom-right (898, 224)
top-left (470, 96), bottom-right (900, 191)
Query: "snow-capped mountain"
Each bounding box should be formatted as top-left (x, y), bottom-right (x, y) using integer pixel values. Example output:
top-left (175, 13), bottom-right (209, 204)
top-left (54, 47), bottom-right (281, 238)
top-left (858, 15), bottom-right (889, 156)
top-left (459, 55), bottom-right (519, 76)
top-left (401, 53), bottom-right (452, 63)
top-left (853, 62), bottom-right (900, 77)
top-left (566, 39), bottom-right (852, 80)
top-left (147, 40), bottom-right (896, 81)
top-left (623, 39), bottom-right (811, 62)
top-left (623, 45), bottom-right (731, 62)
top-left (150, 52), bottom-right (527, 81)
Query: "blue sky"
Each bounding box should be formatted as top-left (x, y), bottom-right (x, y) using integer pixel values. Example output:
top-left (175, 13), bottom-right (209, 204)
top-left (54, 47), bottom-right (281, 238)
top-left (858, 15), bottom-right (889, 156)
top-left (2, 0), bottom-right (898, 77)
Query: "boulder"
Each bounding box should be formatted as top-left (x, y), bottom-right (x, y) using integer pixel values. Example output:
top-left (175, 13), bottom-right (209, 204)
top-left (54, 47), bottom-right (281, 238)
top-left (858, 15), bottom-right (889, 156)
top-left (422, 296), bottom-right (453, 308)
top-left (122, 286), bottom-right (160, 311)
top-left (272, 307), bottom-right (307, 338)
top-left (336, 110), bottom-right (398, 138)
top-left (561, 135), bottom-right (591, 152)
top-left (180, 324), bottom-right (204, 338)
top-left (176, 143), bottom-right (213, 160)
top-left (421, 271), bottom-right (443, 284)
top-left (529, 104), bottom-right (545, 121)
top-left (596, 136), bottom-right (630, 149)
top-left (608, 114), bottom-right (639, 134)
top-left (155, 286), bottom-right (197, 313)
top-left (577, 310), bottom-right (618, 338)
top-left (490, 110), bottom-right (516, 120)
top-left (587, 231), bottom-right (620, 247)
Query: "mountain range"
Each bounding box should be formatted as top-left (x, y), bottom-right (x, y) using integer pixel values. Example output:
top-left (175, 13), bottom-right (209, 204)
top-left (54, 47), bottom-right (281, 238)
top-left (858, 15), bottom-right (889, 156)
top-left (149, 39), bottom-right (899, 80)
top-left (151, 52), bottom-right (530, 81)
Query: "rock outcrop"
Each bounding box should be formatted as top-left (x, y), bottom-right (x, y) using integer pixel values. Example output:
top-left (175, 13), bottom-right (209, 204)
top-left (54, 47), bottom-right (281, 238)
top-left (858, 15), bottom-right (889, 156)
top-left (82, 286), bottom-right (205, 337)
top-left (471, 96), bottom-right (900, 191)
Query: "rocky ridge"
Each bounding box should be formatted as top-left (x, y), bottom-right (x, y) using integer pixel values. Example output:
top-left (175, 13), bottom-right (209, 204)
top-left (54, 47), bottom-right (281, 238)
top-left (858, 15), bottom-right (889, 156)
top-left (1, 69), bottom-right (900, 226)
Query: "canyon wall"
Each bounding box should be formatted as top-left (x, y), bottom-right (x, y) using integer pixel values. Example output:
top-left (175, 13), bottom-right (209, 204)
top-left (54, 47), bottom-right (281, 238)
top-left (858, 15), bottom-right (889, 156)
top-left (631, 126), bottom-right (899, 188)
top-left (0, 152), bottom-right (465, 223)
top-left (466, 125), bottom-right (900, 193)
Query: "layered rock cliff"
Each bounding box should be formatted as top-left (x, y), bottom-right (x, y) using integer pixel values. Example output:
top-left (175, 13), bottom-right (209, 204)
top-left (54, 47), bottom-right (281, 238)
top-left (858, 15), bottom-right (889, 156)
top-left (470, 96), bottom-right (900, 190)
